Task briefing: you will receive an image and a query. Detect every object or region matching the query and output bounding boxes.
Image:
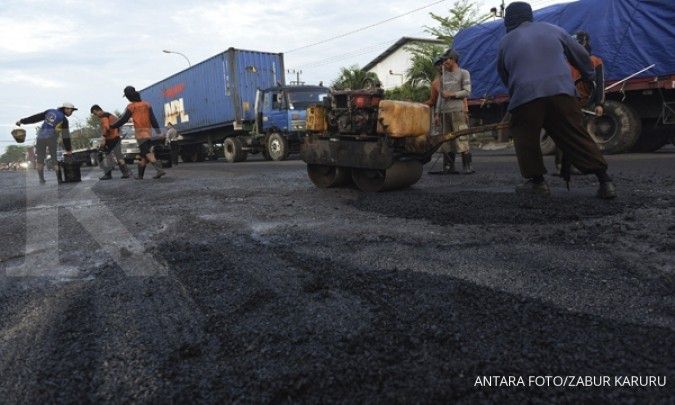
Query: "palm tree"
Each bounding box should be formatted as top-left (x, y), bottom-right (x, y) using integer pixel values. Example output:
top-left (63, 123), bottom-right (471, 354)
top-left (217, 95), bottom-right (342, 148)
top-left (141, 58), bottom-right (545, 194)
top-left (332, 65), bottom-right (380, 90)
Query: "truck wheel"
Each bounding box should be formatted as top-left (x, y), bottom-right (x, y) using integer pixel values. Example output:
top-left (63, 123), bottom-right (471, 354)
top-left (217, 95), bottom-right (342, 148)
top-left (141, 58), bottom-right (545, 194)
top-left (587, 100), bottom-right (641, 154)
top-left (630, 120), bottom-right (671, 152)
top-left (261, 142), bottom-right (273, 161)
top-left (267, 133), bottom-right (289, 161)
top-left (539, 129), bottom-right (557, 155)
top-left (224, 138), bottom-right (248, 162)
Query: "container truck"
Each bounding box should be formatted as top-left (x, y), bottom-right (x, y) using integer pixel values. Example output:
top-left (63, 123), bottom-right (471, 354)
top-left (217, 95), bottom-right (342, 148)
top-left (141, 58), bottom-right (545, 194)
top-left (139, 48), bottom-right (327, 163)
top-left (453, 0), bottom-right (675, 154)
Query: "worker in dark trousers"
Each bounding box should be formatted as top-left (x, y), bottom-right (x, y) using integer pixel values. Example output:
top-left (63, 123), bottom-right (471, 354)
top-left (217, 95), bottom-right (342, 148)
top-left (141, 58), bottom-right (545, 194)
top-left (109, 86), bottom-right (166, 179)
top-left (555, 31), bottom-right (606, 176)
top-left (497, 2), bottom-right (616, 199)
top-left (428, 50), bottom-right (474, 175)
top-left (90, 105), bottom-right (131, 180)
top-left (16, 102), bottom-right (76, 184)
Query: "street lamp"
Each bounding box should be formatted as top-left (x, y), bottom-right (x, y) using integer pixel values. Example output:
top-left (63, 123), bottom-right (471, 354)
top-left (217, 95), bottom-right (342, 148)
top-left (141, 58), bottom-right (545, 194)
top-left (162, 49), bottom-right (191, 67)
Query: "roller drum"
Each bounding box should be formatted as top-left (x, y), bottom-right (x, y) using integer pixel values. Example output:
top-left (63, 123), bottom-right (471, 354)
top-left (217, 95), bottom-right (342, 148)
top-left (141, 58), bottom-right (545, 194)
top-left (307, 164), bottom-right (352, 188)
top-left (351, 160), bottom-right (422, 192)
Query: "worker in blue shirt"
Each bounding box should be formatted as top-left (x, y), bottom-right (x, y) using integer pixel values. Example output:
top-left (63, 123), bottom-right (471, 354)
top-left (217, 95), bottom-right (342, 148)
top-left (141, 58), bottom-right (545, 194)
top-left (16, 102), bottom-right (77, 184)
top-left (497, 2), bottom-right (616, 199)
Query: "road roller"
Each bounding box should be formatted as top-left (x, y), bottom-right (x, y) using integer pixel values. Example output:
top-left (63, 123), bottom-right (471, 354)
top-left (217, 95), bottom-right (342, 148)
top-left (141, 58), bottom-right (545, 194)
top-left (301, 88), bottom-right (505, 192)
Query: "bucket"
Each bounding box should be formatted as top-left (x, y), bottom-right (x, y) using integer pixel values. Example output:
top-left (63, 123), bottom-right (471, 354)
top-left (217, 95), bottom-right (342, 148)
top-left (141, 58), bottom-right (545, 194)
top-left (11, 128), bottom-right (26, 143)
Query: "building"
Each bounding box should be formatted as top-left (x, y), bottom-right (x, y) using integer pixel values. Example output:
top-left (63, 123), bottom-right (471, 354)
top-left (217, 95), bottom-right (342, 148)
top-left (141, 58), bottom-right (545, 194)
top-left (363, 37), bottom-right (446, 90)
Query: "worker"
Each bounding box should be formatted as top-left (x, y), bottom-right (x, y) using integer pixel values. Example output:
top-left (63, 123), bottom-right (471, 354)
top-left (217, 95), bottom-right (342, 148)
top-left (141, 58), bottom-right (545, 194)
top-left (90, 104), bottom-right (131, 180)
top-left (424, 56), bottom-right (443, 130)
top-left (432, 49), bottom-right (474, 175)
top-left (165, 122), bottom-right (180, 165)
top-left (497, 2), bottom-right (616, 199)
top-left (109, 86), bottom-right (166, 179)
top-left (15, 102), bottom-right (76, 184)
top-left (555, 31), bottom-right (606, 176)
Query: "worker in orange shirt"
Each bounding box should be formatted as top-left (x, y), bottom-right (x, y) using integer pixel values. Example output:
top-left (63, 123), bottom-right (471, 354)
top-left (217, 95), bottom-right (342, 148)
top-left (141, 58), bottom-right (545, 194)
top-left (109, 86), bottom-right (166, 179)
top-left (90, 104), bottom-right (131, 180)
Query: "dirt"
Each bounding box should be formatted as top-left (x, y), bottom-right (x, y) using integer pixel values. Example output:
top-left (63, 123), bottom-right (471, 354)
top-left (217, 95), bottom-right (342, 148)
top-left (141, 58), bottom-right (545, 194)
top-left (0, 149), bottom-right (673, 403)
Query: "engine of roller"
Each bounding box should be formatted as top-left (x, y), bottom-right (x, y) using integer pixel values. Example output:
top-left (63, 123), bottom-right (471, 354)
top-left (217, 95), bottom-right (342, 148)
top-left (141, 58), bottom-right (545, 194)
top-left (326, 89), bottom-right (383, 135)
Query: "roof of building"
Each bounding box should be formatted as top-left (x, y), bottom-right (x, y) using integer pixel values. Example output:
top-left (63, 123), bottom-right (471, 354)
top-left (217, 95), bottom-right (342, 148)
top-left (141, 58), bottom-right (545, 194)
top-left (363, 37), bottom-right (446, 71)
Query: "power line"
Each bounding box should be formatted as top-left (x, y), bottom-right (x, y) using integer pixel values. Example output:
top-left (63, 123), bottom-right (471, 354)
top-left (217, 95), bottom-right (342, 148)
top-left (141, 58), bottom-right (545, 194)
top-left (296, 41), bottom-right (393, 69)
top-left (283, 0), bottom-right (449, 54)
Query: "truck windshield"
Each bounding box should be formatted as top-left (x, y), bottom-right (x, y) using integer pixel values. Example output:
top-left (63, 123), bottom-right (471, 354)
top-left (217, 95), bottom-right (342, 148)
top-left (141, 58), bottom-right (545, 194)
top-left (287, 90), bottom-right (328, 110)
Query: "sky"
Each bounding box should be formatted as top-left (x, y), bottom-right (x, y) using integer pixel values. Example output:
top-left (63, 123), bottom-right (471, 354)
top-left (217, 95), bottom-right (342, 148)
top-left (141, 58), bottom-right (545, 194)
top-left (0, 0), bottom-right (563, 153)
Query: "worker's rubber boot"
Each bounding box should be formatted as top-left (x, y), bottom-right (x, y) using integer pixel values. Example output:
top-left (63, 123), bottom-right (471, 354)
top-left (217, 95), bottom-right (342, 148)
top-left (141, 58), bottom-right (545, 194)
top-left (596, 171), bottom-right (617, 199)
top-left (99, 171), bottom-right (112, 180)
top-left (515, 177), bottom-right (551, 197)
top-left (120, 164), bottom-right (131, 179)
top-left (136, 165), bottom-right (146, 180)
top-left (37, 168), bottom-right (46, 184)
top-left (152, 161), bottom-right (166, 179)
top-left (462, 152), bottom-right (475, 174)
top-left (443, 153), bottom-right (459, 174)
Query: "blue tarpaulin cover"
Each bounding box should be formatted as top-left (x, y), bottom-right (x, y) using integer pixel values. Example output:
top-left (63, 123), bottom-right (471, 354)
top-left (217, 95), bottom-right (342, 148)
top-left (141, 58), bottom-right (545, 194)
top-left (453, 0), bottom-right (675, 99)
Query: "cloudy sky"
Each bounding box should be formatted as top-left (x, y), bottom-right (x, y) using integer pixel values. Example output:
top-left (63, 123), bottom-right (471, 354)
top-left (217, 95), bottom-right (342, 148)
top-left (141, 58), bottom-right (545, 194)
top-left (1, 0), bottom-right (562, 153)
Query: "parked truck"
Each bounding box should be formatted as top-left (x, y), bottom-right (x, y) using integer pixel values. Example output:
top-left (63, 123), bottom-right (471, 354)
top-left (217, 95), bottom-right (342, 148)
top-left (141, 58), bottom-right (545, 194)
top-left (139, 48), bottom-right (327, 163)
top-left (453, 0), bottom-right (675, 154)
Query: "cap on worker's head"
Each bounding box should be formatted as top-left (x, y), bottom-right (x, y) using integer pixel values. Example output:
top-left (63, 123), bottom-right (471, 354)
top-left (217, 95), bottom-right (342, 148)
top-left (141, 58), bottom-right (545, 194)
top-left (123, 85), bottom-right (137, 97)
top-left (504, 2), bottom-right (533, 32)
top-left (123, 85), bottom-right (142, 102)
top-left (90, 104), bottom-right (102, 113)
top-left (433, 56), bottom-right (444, 66)
top-left (60, 102), bottom-right (78, 111)
top-left (443, 49), bottom-right (460, 63)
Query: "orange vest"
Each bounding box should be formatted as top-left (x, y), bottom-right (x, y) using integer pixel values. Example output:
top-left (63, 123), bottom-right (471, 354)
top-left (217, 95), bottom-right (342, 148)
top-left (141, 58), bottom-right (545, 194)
top-left (127, 101), bottom-right (154, 140)
top-left (101, 113), bottom-right (120, 140)
top-left (570, 55), bottom-right (603, 101)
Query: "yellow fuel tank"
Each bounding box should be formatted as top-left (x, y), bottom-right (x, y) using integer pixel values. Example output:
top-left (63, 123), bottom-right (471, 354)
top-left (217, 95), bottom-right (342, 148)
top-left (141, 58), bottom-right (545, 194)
top-left (377, 100), bottom-right (430, 138)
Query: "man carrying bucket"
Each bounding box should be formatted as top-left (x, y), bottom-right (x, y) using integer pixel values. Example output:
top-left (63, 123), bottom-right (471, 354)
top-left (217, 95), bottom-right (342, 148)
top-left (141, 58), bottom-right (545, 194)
top-left (16, 102), bottom-right (76, 184)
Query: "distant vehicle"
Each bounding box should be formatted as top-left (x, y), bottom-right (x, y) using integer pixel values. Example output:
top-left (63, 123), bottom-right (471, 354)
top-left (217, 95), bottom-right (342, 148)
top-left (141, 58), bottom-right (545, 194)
top-left (139, 47), bottom-right (326, 163)
top-left (454, 0), bottom-right (675, 154)
top-left (119, 123), bottom-right (172, 166)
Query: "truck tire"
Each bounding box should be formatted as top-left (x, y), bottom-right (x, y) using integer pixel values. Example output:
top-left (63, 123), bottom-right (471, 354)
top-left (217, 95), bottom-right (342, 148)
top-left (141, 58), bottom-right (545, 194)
top-left (261, 142), bottom-right (273, 161)
top-left (267, 133), bottom-right (289, 161)
top-left (587, 100), bottom-right (641, 154)
top-left (630, 120), bottom-right (672, 152)
top-left (539, 129), bottom-right (557, 155)
top-left (224, 137), bottom-right (248, 163)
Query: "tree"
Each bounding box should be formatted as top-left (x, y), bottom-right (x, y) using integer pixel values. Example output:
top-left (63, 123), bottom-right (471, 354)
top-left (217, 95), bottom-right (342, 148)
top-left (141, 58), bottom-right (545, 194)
top-left (405, 42), bottom-right (445, 88)
top-left (0, 145), bottom-right (29, 163)
top-left (425, 0), bottom-right (489, 47)
top-left (385, 83), bottom-right (430, 103)
top-left (331, 65), bottom-right (380, 90)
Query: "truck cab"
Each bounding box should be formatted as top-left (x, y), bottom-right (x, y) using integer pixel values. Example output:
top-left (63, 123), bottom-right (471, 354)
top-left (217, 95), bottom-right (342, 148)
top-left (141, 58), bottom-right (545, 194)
top-left (254, 85), bottom-right (328, 161)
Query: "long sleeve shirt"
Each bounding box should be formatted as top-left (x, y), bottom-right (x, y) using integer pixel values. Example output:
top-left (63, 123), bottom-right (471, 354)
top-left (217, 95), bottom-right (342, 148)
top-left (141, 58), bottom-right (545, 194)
top-left (19, 109), bottom-right (72, 151)
top-left (497, 21), bottom-right (594, 111)
top-left (110, 101), bottom-right (161, 140)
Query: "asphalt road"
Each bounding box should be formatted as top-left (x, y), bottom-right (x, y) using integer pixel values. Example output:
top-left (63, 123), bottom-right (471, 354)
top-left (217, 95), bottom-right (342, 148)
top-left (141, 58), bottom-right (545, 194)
top-left (0, 147), bottom-right (673, 403)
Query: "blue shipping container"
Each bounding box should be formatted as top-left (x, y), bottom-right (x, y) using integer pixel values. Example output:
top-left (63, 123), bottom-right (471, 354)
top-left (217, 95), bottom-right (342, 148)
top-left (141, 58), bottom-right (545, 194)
top-left (140, 48), bottom-right (285, 135)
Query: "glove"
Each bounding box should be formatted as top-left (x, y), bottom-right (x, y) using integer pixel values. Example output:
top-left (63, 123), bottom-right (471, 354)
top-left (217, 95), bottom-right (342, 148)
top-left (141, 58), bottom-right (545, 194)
top-left (15, 120), bottom-right (22, 126)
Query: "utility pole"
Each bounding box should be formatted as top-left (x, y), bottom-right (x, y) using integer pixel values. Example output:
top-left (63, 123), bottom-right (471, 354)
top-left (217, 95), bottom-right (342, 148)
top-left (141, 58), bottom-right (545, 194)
top-left (287, 69), bottom-right (304, 86)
